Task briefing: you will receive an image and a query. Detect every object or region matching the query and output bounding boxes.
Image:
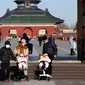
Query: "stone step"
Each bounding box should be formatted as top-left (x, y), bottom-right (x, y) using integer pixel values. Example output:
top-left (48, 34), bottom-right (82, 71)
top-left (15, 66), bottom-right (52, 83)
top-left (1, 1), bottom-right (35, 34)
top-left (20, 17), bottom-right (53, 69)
top-left (27, 61), bottom-right (85, 80)
top-left (28, 67), bottom-right (85, 70)
top-left (9, 61), bottom-right (85, 80)
top-left (52, 76), bottom-right (85, 80)
top-left (28, 72), bottom-right (85, 75)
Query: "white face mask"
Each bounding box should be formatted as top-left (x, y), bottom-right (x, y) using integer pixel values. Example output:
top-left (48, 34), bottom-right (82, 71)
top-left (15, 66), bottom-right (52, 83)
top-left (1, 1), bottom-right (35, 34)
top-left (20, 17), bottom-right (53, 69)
top-left (6, 45), bottom-right (10, 48)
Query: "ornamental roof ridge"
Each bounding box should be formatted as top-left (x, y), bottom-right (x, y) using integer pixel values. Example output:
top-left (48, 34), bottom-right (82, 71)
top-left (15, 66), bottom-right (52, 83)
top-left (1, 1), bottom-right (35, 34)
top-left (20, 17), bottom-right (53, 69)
top-left (46, 11), bottom-right (64, 23)
top-left (14, 0), bottom-right (41, 5)
top-left (11, 14), bottom-right (45, 16)
top-left (9, 7), bottom-right (46, 15)
top-left (0, 9), bottom-right (11, 21)
top-left (0, 2), bottom-right (64, 25)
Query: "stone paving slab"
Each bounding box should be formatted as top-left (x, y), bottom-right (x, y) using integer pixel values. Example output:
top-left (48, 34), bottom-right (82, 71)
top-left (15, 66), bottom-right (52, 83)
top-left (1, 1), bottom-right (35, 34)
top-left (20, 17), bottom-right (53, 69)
top-left (0, 81), bottom-right (14, 85)
top-left (0, 80), bottom-right (85, 85)
top-left (14, 80), bottom-right (55, 85)
top-left (0, 80), bottom-right (55, 85)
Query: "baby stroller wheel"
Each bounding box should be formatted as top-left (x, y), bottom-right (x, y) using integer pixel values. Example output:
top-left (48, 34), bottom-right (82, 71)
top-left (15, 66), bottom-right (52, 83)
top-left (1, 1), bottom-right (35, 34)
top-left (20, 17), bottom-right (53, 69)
top-left (47, 77), bottom-right (50, 81)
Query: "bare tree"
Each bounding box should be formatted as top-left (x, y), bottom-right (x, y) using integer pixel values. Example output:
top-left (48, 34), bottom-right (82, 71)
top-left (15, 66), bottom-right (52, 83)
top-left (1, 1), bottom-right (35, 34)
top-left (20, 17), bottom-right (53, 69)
top-left (58, 23), bottom-right (69, 29)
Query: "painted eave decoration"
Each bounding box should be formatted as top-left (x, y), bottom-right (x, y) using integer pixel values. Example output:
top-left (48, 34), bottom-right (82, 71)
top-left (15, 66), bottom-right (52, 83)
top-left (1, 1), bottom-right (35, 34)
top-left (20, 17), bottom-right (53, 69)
top-left (25, 0), bottom-right (30, 8)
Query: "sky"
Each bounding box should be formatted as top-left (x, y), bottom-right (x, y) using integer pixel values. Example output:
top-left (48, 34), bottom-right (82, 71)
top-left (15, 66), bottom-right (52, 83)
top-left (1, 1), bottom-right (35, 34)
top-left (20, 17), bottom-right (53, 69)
top-left (0, 0), bottom-right (77, 27)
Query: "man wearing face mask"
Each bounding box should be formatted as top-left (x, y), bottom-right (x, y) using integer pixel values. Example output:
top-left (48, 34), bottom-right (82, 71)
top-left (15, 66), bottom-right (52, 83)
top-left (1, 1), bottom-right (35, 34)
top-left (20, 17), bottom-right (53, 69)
top-left (0, 40), bottom-right (16, 82)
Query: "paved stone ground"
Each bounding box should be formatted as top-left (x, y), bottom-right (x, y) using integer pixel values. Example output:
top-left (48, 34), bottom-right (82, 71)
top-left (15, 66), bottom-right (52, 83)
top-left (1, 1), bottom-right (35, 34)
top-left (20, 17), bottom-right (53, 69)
top-left (0, 80), bottom-right (85, 85)
top-left (0, 39), bottom-right (77, 58)
top-left (0, 80), bottom-right (55, 85)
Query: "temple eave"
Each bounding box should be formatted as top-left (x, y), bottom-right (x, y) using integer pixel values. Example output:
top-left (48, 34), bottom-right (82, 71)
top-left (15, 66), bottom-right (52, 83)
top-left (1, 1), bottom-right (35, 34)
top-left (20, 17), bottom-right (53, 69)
top-left (0, 0), bottom-right (64, 26)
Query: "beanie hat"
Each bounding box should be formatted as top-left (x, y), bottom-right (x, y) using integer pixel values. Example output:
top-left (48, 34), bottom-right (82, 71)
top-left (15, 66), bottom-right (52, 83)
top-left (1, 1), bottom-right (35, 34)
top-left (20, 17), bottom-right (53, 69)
top-left (5, 41), bottom-right (11, 45)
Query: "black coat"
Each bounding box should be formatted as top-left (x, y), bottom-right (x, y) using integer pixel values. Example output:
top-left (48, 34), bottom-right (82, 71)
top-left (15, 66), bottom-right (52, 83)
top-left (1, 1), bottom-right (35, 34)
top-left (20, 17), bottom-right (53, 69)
top-left (43, 39), bottom-right (57, 56)
top-left (0, 46), bottom-right (16, 62)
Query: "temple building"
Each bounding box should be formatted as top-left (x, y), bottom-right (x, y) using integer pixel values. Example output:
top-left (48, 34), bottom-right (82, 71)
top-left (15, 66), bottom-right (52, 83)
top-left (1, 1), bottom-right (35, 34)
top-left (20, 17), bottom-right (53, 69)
top-left (0, 0), bottom-right (64, 38)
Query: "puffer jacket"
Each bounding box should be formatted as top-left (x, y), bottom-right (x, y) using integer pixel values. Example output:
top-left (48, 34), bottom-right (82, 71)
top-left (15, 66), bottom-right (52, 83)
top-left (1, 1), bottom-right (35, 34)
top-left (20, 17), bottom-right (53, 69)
top-left (0, 46), bottom-right (16, 62)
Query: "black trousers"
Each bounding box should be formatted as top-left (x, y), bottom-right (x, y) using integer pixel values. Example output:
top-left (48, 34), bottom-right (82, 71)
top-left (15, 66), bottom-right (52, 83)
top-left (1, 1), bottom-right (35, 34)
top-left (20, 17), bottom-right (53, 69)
top-left (70, 48), bottom-right (75, 55)
top-left (28, 43), bottom-right (33, 54)
top-left (47, 55), bottom-right (54, 75)
top-left (1, 62), bottom-right (10, 80)
top-left (39, 40), bottom-right (42, 46)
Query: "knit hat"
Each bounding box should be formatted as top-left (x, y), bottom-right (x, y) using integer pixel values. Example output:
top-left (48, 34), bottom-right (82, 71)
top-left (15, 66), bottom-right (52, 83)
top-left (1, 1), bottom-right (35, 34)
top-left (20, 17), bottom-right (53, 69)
top-left (5, 41), bottom-right (11, 45)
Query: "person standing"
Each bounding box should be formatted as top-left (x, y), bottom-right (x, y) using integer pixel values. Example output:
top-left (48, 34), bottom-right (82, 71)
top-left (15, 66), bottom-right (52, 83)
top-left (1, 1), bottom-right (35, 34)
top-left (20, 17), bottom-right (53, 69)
top-left (0, 41), bottom-right (16, 82)
top-left (42, 36), bottom-right (57, 75)
top-left (21, 33), bottom-right (33, 54)
top-left (38, 28), bottom-right (48, 47)
top-left (38, 36), bottom-right (43, 46)
top-left (21, 33), bottom-right (30, 43)
top-left (73, 38), bottom-right (77, 54)
top-left (49, 35), bottom-right (58, 56)
top-left (14, 38), bottom-right (29, 80)
top-left (69, 36), bottom-right (75, 55)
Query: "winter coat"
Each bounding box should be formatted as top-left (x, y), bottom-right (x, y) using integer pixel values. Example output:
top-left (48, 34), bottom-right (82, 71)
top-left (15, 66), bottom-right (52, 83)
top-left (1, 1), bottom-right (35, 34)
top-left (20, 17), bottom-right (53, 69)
top-left (21, 33), bottom-right (30, 44)
top-left (0, 46), bottom-right (16, 62)
top-left (43, 39), bottom-right (57, 56)
top-left (69, 36), bottom-right (74, 48)
top-left (14, 44), bottom-right (29, 57)
top-left (73, 41), bottom-right (77, 52)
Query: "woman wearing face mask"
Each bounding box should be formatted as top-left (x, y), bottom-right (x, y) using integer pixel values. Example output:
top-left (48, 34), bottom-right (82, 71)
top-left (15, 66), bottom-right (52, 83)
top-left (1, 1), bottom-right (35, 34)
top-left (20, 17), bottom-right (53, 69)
top-left (14, 38), bottom-right (29, 81)
top-left (0, 40), bottom-right (16, 82)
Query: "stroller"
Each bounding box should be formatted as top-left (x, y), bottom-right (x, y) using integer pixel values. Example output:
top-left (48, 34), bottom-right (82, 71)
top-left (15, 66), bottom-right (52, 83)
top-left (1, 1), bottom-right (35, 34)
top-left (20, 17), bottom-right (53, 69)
top-left (34, 54), bottom-right (52, 81)
top-left (10, 53), bottom-right (28, 81)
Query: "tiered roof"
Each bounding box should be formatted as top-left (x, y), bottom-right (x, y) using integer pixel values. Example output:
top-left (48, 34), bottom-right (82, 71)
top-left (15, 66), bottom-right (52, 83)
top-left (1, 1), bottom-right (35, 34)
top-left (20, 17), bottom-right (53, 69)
top-left (0, 0), bottom-right (64, 25)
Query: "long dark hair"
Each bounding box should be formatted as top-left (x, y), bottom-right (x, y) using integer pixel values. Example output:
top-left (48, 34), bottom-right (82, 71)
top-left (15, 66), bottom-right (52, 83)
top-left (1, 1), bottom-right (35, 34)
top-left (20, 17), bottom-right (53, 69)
top-left (23, 33), bottom-right (27, 37)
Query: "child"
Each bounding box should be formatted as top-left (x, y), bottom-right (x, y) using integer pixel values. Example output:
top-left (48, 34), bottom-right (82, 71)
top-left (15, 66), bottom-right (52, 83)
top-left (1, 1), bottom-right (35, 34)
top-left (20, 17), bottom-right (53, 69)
top-left (39, 54), bottom-right (51, 63)
top-left (39, 54), bottom-right (44, 59)
top-left (17, 53), bottom-right (27, 70)
top-left (39, 53), bottom-right (51, 70)
top-left (38, 54), bottom-right (52, 80)
top-left (17, 53), bottom-right (28, 80)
